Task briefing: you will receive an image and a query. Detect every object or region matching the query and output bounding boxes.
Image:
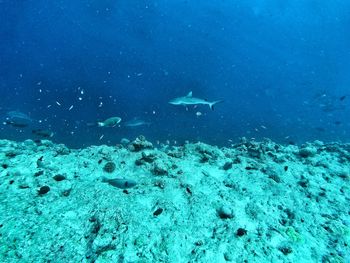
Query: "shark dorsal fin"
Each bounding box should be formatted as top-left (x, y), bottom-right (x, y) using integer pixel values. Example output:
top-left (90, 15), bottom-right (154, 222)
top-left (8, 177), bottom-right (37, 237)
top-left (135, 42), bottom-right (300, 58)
top-left (186, 91), bottom-right (193, 97)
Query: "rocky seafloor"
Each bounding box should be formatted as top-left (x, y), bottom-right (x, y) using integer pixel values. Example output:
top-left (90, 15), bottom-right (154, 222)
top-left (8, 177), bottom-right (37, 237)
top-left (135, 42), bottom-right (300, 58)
top-left (0, 136), bottom-right (349, 263)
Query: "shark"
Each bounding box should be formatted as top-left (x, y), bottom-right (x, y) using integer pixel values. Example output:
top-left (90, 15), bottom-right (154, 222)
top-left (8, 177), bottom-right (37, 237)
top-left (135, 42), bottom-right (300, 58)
top-left (169, 91), bottom-right (223, 110)
top-left (124, 118), bottom-right (151, 127)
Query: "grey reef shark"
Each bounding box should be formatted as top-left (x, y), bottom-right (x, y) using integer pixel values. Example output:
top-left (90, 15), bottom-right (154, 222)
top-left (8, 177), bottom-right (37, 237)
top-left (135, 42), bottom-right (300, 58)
top-left (169, 91), bottom-right (223, 110)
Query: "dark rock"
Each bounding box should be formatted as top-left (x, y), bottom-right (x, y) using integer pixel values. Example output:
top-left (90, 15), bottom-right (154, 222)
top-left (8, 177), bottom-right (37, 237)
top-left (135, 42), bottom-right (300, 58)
top-left (38, 186), bottom-right (50, 195)
top-left (103, 162), bottom-right (116, 173)
top-left (136, 151), bottom-right (157, 165)
top-left (153, 208), bottom-right (163, 216)
top-left (217, 206), bottom-right (234, 219)
top-left (153, 161), bottom-right (168, 176)
top-left (299, 147), bottom-right (316, 158)
top-left (5, 152), bottom-right (17, 158)
top-left (167, 150), bottom-right (183, 158)
top-left (236, 228), bottom-right (247, 237)
top-left (222, 161), bottom-right (233, 170)
top-left (298, 180), bottom-right (308, 188)
top-left (34, 170), bottom-right (44, 177)
top-left (279, 246), bottom-right (293, 255)
top-left (268, 173), bottom-right (281, 183)
top-left (53, 174), bottom-right (66, 181)
top-left (129, 136), bottom-right (153, 152)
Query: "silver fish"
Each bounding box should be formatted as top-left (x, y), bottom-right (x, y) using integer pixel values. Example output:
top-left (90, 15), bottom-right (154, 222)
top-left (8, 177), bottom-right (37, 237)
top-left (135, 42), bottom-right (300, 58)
top-left (98, 117), bottom-right (122, 127)
top-left (101, 176), bottom-right (137, 189)
top-left (5, 111), bottom-right (33, 127)
top-left (124, 119), bottom-right (151, 127)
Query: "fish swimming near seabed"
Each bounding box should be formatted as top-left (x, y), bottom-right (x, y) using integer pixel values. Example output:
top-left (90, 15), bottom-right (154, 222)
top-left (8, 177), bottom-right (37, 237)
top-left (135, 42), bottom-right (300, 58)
top-left (5, 111), bottom-right (33, 127)
top-left (169, 91), bottom-right (223, 110)
top-left (101, 176), bottom-right (137, 189)
top-left (32, 129), bottom-right (54, 138)
top-left (98, 117), bottom-right (122, 127)
top-left (124, 118), bottom-right (151, 127)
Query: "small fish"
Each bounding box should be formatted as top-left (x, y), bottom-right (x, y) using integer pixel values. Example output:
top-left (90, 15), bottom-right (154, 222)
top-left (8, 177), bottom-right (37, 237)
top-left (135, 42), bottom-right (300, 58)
top-left (5, 111), bottom-right (32, 127)
top-left (101, 176), bottom-right (137, 189)
top-left (124, 119), bottom-right (151, 127)
top-left (120, 138), bottom-right (130, 144)
top-left (315, 127), bottom-right (326, 132)
top-left (98, 117), bottom-right (122, 127)
top-left (5, 121), bottom-right (28, 128)
top-left (32, 129), bottom-right (54, 138)
top-left (340, 95), bottom-right (347, 101)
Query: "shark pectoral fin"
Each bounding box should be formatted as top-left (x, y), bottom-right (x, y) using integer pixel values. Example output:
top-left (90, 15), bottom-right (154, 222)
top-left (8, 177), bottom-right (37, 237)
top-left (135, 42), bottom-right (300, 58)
top-left (186, 91), bottom-right (193, 97)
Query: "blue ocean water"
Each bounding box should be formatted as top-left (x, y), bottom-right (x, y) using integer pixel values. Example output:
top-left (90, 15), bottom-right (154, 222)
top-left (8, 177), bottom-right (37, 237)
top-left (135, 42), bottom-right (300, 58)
top-left (0, 0), bottom-right (349, 148)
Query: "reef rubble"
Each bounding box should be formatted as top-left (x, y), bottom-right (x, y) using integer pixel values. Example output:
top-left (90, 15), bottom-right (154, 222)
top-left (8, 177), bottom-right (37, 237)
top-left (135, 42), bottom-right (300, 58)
top-left (0, 137), bottom-right (349, 262)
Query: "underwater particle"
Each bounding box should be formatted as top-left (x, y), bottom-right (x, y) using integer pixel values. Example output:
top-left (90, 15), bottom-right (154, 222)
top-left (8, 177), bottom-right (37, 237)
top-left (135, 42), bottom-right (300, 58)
top-left (103, 162), bottom-right (116, 173)
top-left (217, 205), bottom-right (234, 219)
top-left (196, 111), bottom-right (202, 117)
top-left (236, 228), bottom-right (247, 237)
top-left (53, 174), bottom-right (66, 181)
top-left (284, 166), bottom-right (289, 171)
top-left (68, 105), bottom-right (74, 111)
top-left (38, 185), bottom-right (50, 195)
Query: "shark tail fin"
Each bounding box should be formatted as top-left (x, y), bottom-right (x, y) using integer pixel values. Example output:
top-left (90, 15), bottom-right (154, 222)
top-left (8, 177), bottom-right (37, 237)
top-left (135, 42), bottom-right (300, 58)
top-left (209, 100), bottom-right (223, 110)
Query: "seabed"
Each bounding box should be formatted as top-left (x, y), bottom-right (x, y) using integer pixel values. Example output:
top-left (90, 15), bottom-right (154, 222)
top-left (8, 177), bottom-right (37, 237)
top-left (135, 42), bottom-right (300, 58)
top-left (0, 136), bottom-right (349, 262)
